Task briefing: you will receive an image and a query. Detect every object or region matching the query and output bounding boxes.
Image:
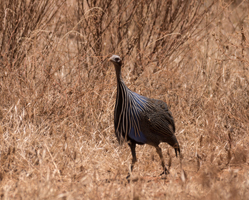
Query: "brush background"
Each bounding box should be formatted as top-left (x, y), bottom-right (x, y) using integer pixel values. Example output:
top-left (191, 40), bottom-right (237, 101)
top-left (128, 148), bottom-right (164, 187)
top-left (0, 0), bottom-right (249, 199)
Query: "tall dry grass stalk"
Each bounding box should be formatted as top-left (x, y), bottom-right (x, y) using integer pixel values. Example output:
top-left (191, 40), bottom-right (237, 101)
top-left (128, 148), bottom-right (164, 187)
top-left (0, 0), bottom-right (249, 199)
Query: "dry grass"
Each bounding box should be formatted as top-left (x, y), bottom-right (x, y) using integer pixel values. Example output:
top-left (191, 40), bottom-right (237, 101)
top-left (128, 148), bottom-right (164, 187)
top-left (0, 0), bottom-right (249, 199)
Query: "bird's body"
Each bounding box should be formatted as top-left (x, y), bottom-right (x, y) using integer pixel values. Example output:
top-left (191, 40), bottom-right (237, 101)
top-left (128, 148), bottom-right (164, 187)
top-left (109, 55), bottom-right (180, 176)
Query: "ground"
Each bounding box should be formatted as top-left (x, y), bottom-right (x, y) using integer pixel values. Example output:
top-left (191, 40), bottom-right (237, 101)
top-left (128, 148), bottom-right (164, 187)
top-left (0, 0), bottom-right (249, 199)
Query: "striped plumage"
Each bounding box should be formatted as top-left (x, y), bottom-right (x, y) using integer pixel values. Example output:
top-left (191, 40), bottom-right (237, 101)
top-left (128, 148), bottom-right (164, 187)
top-left (109, 55), bottom-right (180, 176)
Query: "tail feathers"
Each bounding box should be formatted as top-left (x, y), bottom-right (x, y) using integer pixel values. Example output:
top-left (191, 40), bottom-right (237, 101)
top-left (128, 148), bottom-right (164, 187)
top-left (173, 142), bottom-right (180, 157)
top-left (168, 135), bottom-right (180, 157)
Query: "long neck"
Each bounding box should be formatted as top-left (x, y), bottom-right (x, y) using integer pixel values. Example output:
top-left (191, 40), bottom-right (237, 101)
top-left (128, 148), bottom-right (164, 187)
top-left (115, 64), bottom-right (126, 103)
top-left (114, 64), bottom-right (122, 83)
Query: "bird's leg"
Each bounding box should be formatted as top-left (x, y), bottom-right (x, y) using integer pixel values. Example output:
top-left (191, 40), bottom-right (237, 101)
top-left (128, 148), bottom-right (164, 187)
top-left (126, 142), bottom-right (137, 179)
top-left (130, 142), bottom-right (137, 172)
top-left (156, 146), bottom-right (169, 175)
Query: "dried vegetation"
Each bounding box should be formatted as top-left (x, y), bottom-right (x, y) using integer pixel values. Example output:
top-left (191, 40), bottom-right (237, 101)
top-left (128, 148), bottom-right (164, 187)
top-left (0, 0), bottom-right (249, 199)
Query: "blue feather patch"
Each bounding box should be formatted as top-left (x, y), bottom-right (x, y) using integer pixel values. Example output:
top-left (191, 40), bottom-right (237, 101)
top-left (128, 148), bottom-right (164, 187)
top-left (129, 127), bottom-right (147, 144)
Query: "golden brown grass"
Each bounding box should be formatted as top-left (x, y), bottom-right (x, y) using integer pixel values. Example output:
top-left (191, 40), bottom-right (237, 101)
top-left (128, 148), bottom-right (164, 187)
top-left (0, 0), bottom-right (249, 199)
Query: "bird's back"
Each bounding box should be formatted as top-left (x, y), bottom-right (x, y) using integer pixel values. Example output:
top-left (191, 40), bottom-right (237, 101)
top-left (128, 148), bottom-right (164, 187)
top-left (138, 98), bottom-right (177, 146)
top-left (114, 78), bottom-right (179, 154)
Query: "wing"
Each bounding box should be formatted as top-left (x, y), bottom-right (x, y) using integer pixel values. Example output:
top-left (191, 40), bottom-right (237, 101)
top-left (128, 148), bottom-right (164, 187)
top-left (146, 99), bottom-right (175, 137)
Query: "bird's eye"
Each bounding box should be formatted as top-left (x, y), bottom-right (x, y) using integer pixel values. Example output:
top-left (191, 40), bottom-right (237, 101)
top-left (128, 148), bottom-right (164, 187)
top-left (115, 58), bottom-right (120, 62)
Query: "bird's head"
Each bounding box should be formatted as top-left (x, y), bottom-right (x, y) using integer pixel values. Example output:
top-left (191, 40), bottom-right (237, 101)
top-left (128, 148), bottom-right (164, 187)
top-left (108, 55), bottom-right (122, 67)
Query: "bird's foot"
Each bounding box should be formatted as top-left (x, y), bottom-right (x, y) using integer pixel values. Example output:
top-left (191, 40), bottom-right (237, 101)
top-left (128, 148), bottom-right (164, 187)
top-left (160, 168), bottom-right (170, 176)
top-left (126, 173), bottom-right (139, 183)
top-left (126, 173), bottom-right (133, 183)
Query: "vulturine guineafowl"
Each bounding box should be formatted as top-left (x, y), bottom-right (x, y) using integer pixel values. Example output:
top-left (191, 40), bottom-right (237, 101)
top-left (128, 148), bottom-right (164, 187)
top-left (109, 55), bottom-right (180, 178)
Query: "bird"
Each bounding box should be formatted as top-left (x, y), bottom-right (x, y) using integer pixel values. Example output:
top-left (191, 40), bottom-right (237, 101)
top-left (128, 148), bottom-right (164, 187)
top-left (109, 55), bottom-right (180, 178)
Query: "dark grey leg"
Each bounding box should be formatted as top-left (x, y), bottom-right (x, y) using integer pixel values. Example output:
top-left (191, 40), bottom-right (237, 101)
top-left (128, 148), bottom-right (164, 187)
top-left (126, 142), bottom-right (137, 179)
top-left (156, 146), bottom-right (169, 175)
